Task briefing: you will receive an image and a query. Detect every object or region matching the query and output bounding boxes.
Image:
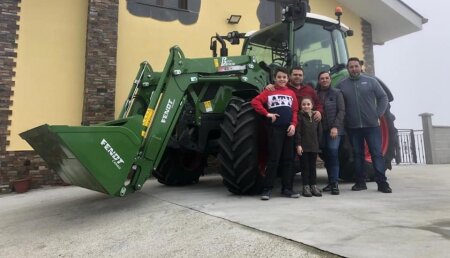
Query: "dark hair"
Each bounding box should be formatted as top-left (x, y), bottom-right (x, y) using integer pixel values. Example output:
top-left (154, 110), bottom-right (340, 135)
top-left (274, 67), bottom-right (289, 77)
top-left (317, 71), bottom-right (330, 80)
top-left (347, 57), bottom-right (361, 67)
top-left (316, 71), bottom-right (331, 90)
top-left (289, 66), bottom-right (304, 74)
top-left (300, 96), bottom-right (314, 106)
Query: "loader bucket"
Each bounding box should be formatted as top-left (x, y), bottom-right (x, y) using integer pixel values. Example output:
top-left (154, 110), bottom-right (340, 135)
top-left (20, 116), bottom-right (143, 196)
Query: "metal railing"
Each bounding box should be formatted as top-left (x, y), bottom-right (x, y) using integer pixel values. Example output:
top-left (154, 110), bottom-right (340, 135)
top-left (396, 129), bottom-right (426, 164)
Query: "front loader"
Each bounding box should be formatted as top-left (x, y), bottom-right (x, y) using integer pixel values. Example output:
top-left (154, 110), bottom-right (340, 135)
top-left (21, 1), bottom-right (397, 196)
top-left (21, 45), bottom-right (268, 196)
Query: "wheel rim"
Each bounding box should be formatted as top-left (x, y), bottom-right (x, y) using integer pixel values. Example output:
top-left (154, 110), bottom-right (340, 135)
top-left (364, 116), bottom-right (389, 162)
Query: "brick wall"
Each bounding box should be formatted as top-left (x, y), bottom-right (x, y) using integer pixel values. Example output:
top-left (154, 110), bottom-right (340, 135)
top-left (1, 152), bottom-right (60, 188)
top-left (82, 0), bottom-right (119, 125)
top-left (0, 0), bottom-right (19, 154)
top-left (361, 19), bottom-right (375, 75)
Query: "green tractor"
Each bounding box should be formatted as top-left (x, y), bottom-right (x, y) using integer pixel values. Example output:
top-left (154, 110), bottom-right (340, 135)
top-left (20, 0), bottom-right (398, 196)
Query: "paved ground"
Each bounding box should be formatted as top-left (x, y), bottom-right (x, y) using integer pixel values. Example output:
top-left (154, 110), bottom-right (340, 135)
top-left (1, 164), bottom-right (450, 257)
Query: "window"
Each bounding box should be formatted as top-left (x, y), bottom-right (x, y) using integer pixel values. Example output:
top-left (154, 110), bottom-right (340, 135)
top-left (178, 0), bottom-right (188, 10)
top-left (132, 0), bottom-right (189, 11)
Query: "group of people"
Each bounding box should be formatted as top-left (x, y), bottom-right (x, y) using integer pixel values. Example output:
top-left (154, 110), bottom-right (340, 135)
top-left (251, 57), bottom-right (392, 201)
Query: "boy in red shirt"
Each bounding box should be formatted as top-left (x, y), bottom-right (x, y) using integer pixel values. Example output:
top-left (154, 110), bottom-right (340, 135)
top-left (251, 67), bottom-right (300, 200)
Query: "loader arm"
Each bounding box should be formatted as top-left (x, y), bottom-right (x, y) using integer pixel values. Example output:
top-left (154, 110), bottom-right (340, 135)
top-left (127, 47), bottom-right (191, 193)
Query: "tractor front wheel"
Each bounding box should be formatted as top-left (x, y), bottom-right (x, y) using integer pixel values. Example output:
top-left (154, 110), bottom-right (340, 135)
top-left (152, 148), bottom-right (206, 186)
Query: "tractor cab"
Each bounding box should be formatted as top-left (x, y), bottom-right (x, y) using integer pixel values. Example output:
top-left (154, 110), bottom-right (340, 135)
top-left (244, 11), bottom-right (352, 86)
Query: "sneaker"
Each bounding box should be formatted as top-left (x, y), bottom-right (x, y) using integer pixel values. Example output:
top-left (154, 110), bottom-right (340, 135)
top-left (281, 188), bottom-right (300, 198)
top-left (377, 182), bottom-right (392, 193)
top-left (322, 184), bottom-right (332, 192)
top-left (330, 182), bottom-right (340, 195)
top-left (302, 185), bottom-right (312, 197)
top-left (310, 185), bottom-right (322, 197)
top-left (260, 189), bottom-right (272, 200)
top-left (351, 182), bottom-right (368, 191)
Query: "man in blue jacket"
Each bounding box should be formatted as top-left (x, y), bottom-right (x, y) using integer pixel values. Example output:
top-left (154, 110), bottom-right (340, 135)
top-left (337, 57), bottom-right (392, 193)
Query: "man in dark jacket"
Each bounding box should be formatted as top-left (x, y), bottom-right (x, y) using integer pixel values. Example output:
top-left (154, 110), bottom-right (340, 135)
top-left (337, 57), bottom-right (392, 193)
top-left (287, 67), bottom-right (323, 121)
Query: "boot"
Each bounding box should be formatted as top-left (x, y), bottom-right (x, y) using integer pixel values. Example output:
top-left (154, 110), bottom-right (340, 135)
top-left (260, 188), bottom-right (272, 200)
top-left (377, 182), bottom-right (392, 193)
top-left (322, 184), bottom-right (332, 192)
top-left (310, 185), bottom-right (322, 197)
top-left (330, 182), bottom-right (340, 195)
top-left (351, 182), bottom-right (367, 191)
top-left (302, 185), bottom-right (312, 197)
top-left (281, 188), bottom-right (300, 198)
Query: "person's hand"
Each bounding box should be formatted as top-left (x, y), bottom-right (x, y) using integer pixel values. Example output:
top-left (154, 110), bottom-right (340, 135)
top-left (330, 127), bottom-right (338, 139)
top-left (265, 84), bottom-right (275, 91)
top-left (296, 145), bottom-right (303, 156)
top-left (313, 111), bottom-right (322, 122)
top-left (266, 113), bottom-right (279, 123)
top-left (287, 125), bottom-right (295, 136)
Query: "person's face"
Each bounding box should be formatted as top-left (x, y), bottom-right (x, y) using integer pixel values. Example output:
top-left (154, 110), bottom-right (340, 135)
top-left (319, 73), bottom-right (331, 89)
top-left (289, 69), bottom-right (304, 86)
top-left (301, 98), bottom-right (313, 113)
top-left (275, 71), bottom-right (288, 87)
top-left (347, 60), bottom-right (362, 78)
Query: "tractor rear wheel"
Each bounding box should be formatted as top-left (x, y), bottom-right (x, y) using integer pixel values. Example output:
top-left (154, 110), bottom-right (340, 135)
top-left (339, 105), bottom-right (398, 181)
top-left (218, 97), bottom-right (265, 194)
top-left (152, 148), bottom-right (206, 186)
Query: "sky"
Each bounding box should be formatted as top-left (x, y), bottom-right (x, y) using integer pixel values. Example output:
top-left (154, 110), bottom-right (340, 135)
top-left (373, 0), bottom-right (450, 129)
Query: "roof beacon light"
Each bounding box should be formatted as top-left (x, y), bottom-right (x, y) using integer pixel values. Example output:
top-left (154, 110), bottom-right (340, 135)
top-left (335, 6), bottom-right (343, 25)
top-left (335, 6), bottom-right (343, 17)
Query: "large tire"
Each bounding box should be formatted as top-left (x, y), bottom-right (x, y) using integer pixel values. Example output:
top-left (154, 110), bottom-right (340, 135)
top-left (218, 97), bottom-right (265, 194)
top-left (339, 104), bottom-right (399, 181)
top-left (152, 148), bottom-right (206, 186)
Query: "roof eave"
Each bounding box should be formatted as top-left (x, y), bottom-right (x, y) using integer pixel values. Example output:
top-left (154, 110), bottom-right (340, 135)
top-left (336, 0), bottom-right (427, 44)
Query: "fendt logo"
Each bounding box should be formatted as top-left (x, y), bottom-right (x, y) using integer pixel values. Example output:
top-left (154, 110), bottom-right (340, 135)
top-left (161, 99), bottom-right (175, 123)
top-left (100, 139), bottom-right (125, 169)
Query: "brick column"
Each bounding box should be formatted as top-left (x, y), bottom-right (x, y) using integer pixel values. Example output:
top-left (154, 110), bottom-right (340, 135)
top-left (361, 19), bottom-right (375, 76)
top-left (0, 0), bottom-right (20, 187)
top-left (82, 0), bottom-right (119, 125)
top-left (0, 0), bottom-right (20, 153)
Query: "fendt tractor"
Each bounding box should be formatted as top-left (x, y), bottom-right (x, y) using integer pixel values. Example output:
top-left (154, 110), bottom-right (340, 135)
top-left (21, 0), bottom-right (398, 197)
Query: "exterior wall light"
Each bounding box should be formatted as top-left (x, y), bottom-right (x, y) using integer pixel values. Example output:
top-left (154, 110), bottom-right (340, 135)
top-left (227, 15), bottom-right (241, 24)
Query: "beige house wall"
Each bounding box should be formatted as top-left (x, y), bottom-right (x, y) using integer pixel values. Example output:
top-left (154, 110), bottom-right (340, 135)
top-left (8, 0), bottom-right (88, 150)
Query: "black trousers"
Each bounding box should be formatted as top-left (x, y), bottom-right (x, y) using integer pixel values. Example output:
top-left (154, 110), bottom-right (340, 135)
top-left (300, 152), bottom-right (317, 186)
top-left (263, 125), bottom-right (294, 190)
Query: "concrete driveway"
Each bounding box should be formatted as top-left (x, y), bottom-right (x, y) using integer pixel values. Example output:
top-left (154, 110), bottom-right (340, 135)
top-left (1, 164), bottom-right (449, 257)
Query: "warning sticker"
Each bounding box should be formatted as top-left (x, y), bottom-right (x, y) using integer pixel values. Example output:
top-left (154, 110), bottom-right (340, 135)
top-left (204, 100), bottom-right (212, 112)
top-left (218, 65), bottom-right (246, 72)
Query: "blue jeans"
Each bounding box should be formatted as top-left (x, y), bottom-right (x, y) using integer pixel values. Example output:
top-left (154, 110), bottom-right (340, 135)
top-left (322, 132), bottom-right (341, 184)
top-left (347, 126), bottom-right (387, 184)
